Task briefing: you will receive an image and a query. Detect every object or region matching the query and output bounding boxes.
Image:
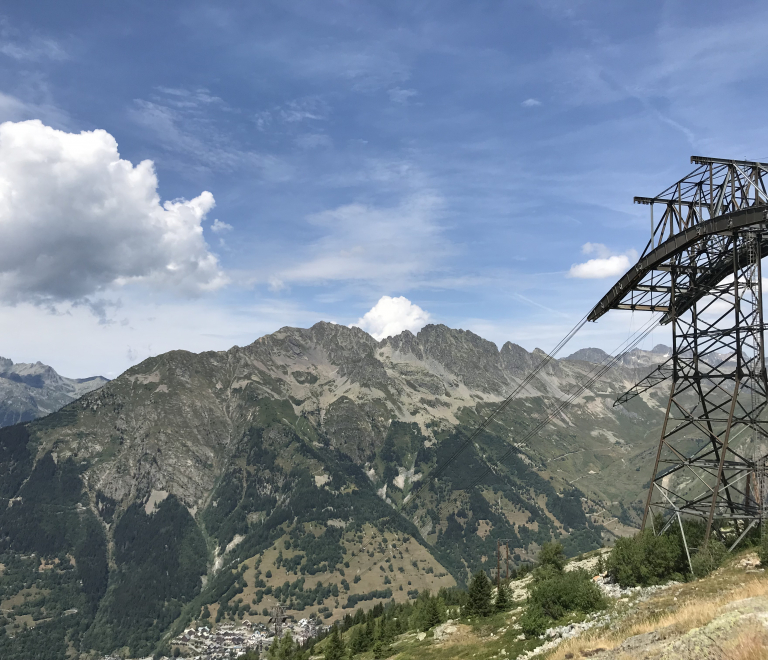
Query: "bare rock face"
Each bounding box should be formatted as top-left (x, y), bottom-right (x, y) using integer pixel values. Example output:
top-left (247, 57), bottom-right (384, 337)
top-left (567, 347), bottom-right (612, 364)
top-left (416, 324), bottom-right (510, 394)
top-left (323, 395), bottom-right (389, 462)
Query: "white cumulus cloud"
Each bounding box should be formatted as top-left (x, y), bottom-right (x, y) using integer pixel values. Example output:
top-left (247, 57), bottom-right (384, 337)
top-left (522, 98), bottom-right (541, 107)
top-left (353, 295), bottom-right (431, 341)
top-left (568, 243), bottom-right (638, 279)
top-left (0, 119), bottom-right (227, 304)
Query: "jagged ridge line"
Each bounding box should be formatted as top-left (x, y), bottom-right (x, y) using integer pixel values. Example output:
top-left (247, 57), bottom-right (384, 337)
top-left (404, 313), bottom-right (590, 506)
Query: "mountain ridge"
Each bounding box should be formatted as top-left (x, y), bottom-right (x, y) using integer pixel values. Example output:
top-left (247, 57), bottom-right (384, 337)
top-left (0, 321), bottom-right (672, 658)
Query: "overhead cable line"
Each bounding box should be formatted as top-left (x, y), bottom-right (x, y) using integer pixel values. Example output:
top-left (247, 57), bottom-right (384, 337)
top-left (464, 313), bottom-right (662, 491)
top-left (404, 312), bottom-right (591, 507)
top-left (353, 312), bottom-right (660, 580)
top-left (351, 312), bottom-right (591, 570)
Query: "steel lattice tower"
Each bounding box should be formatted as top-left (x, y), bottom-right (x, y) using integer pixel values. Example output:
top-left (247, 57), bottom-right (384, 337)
top-left (589, 156), bottom-right (768, 554)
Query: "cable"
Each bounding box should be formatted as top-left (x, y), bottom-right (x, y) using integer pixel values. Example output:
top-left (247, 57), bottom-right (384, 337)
top-left (464, 314), bottom-right (662, 491)
top-left (350, 312), bottom-right (592, 576)
top-left (468, 314), bottom-right (662, 489)
top-left (351, 312), bottom-right (661, 581)
top-left (404, 312), bottom-right (590, 506)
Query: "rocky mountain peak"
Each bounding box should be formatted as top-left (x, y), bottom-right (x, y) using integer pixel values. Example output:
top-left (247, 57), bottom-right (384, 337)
top-left (412, 324), bottom-right (508, 393)
top-left (566, 347), bottom-right (612, 364)
top-left (0, 356), bottom-right (108, 427)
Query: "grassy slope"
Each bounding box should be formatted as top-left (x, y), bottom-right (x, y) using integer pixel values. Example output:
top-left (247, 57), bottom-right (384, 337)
top-left (210, 525), bottom-right (455, 627)
top-left (316, 549), bottom-right (768, 660)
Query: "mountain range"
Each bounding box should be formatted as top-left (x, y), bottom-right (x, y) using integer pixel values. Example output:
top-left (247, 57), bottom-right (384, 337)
top-left (0, 322), bottom-right (671, 658)
top-left (0, 356), bottom-right (108, 427)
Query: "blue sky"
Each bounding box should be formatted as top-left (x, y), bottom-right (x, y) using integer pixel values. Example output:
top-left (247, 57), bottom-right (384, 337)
top-left (0, 1), bottom-right (766, 377)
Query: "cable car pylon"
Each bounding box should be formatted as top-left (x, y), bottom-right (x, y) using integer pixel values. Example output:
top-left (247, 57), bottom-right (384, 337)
top-left (590, 156), bottom-right (768, 553)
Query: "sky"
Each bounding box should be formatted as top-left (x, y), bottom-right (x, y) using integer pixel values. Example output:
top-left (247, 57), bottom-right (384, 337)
top-left (0, 1), bottom-right (767, 377)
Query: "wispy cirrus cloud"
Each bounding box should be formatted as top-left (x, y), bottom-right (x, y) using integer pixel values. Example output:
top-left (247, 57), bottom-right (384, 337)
top-left (0, 18), bottom-right (68, 62)
top-left (272, 192), bottom-right (449, 289)
top-left (130, 89), bottom-right (293, 180)
top-left (388, 87), bottom-right (417, 104)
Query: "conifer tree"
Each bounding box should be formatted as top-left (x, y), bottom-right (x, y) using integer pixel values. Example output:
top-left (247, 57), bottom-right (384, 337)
top-left (423, 597), bottom-right (442, 631)
top-left (349, 626), bottom-right (367, 654)
top-left (364, 617), bottom-right (375, 648)
top-left (324, 627), bottom-right (345, 660)
top-left (371, 620), bottom-right (390, 659)
top-left (384, 616), bottom-right (399, 642)
top-left (495, 582), bottom-right (509, 612)
top-left (269, 631), bottom-right (295, 660)
top-left (465, 570), bottom-right (492, 617)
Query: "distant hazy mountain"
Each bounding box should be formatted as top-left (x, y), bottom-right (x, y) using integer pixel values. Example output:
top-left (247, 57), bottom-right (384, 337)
top-left (0, 356), bottom-right (108, 426)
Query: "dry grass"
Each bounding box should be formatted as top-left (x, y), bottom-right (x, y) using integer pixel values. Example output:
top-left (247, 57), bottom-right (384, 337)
top-left (725, 622), bottom-right (768, 660)
top-left (547, 576), bottom-right (768, 660)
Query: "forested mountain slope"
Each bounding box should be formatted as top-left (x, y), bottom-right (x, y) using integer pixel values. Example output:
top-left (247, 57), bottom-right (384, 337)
top-left (0, 322), bottom-right (670, 658)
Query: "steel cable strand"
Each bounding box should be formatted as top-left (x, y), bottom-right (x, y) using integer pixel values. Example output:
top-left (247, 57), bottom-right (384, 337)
top-left (404, 313), bottom-right (590, 507)
top-left (351, 314), bottom-right (660, 580)
top-left (464, 314), bottom-right (662, 492)
top-left (357, 314), bottom-right (658, 578)
top-left (349, 314), bottom-right (592, 576)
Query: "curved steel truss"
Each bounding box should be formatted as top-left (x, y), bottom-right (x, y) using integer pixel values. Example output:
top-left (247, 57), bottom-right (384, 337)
top-left (590, 156), bottom-right (768, 554)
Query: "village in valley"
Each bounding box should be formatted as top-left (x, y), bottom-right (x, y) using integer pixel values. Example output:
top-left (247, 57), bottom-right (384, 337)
top-left (170, 616), bottom-right (323, 658)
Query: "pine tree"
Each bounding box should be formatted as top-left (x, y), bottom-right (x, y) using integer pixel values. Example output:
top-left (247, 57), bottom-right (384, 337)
top-left (371, 620), bottom-right (389, 659)
top-left (363, 618), bottom-right (375, 648)
top-left (466, 570), bottom-right (492, 618)
top-left (269, 631), bottom-right (295, 660)
top-left (324, 627), bottom-right (345, 660)
top-left (495, 582), bottom-right (509, 612)
top-left (384, 616), bottom-right (398, 642)
top-left (423, 597), bottom-right (442, 631)
top-left (349, 626), bottom-right (367, 654)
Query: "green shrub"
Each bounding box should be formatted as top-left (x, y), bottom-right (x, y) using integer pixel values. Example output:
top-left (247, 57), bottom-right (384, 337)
top-left (606, 529), bottom-right (682, 587)
top-left (527, 569), bottom-right (605, 622)
top-left (519, 543), bottom-right (606, 637)
top-left (690, 540), bottom-right (726, 578)
top-left (519, 602), bottom-right (550, 637)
